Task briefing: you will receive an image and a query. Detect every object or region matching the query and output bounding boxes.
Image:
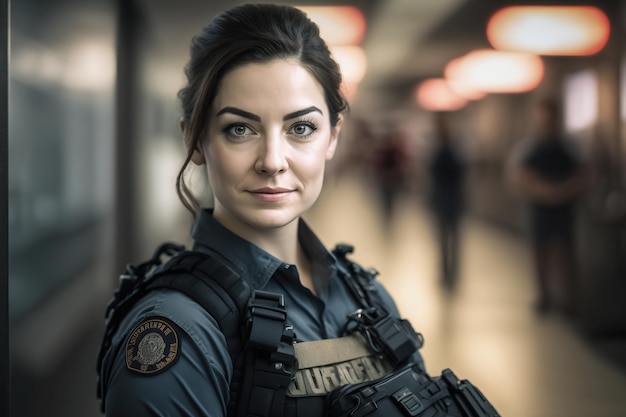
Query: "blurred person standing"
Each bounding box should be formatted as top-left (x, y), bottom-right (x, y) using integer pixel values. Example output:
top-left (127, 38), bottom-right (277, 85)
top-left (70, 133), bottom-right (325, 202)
top-left (333, 117), bottom-right (376, 180)
top-left (372, 126), bottom-right (412, 226)
top-left (426, 112), bottom-right (466, 290)
top-left (508, 99), bottom-right (589, 316)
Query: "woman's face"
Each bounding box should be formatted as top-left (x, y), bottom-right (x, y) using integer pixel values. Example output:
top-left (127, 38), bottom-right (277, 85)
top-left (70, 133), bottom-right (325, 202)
top-left (195, 60), bottom-right (342, 236)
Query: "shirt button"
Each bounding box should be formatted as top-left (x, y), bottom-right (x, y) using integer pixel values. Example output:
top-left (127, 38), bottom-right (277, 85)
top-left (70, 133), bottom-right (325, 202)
top-left (284, 264), bottom-right (290, 269)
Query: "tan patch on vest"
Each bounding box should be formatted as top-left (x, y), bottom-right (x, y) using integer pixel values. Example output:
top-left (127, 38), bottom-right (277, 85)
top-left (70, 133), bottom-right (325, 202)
top-left (287, 336), bottom-right (394, 397)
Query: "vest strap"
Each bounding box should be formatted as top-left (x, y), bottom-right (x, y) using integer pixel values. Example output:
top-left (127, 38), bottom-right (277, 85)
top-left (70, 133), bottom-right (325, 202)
top-left (247, 290), bottom-right (296, 367)
top-left (237, 290), bottom-right (297, 417)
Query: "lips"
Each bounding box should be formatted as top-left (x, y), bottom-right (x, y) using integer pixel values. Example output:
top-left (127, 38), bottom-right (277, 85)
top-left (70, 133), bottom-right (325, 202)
top-left (248, 187), bottom-right (295, 202)
top-left (249, 187), bottom-right (294, 194)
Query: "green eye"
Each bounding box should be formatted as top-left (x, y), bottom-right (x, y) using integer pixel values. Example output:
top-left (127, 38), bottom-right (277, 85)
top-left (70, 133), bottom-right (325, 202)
top-left (223, 123), bottom-right (254, 140)
top-left (290, 122), bottom-right (318, 138)
top-left (233, 125), bottom-right (248, 135)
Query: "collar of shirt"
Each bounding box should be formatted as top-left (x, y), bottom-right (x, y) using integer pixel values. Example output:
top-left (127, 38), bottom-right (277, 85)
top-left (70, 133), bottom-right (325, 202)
top-left (190, 209), bottom-right (336, 292)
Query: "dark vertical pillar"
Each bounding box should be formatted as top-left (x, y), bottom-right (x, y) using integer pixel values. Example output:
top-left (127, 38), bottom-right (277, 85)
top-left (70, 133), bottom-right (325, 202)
top-left (0, 0), bottom-right (8, 415)
top-left (115, 0), bottom-right (142, 273)
top-left (608, 0), bottom-right (623, 185)
top-left (618, 0), bottom-right (625, 182)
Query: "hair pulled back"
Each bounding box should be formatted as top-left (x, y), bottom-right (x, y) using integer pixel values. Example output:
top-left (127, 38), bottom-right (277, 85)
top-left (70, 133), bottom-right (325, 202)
top-left (176, 3), bottom-right (349, 216)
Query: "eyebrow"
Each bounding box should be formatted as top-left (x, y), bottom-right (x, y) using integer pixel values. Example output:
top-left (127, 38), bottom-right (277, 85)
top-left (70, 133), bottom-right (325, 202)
top-left (283, 106), bottom-right (323, 121)
top-left (215, 106), bottom-right (323, 122)
top-left (216, 107), bottom-right (261, 122)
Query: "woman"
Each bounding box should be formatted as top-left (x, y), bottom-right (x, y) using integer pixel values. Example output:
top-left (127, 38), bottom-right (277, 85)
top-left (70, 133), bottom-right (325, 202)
top-left (98, 4), bottom-right (490, 417)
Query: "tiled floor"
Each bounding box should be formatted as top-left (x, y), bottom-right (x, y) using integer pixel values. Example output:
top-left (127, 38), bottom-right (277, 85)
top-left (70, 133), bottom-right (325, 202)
top-left (12, 173), bottom-right (626, 417)
top-left (305, 174), bottom-right (626, 417)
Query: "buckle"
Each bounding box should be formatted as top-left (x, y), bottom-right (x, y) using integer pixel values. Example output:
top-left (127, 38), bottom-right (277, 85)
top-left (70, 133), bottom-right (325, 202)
top-left (247, 290), bottom-right (289, 352)
top-left (345, 308), bottom-right (420, 365)
top-left (247, 290), bottom-right (297, 378)
top-left (393, 387), bottom-right (424, 416)
top-left (248, 290), bottom-right (287, 322)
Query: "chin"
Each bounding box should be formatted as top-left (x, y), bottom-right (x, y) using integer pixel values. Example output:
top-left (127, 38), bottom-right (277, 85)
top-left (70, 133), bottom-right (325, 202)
top-left (247, 207), bottom-right (304, 230)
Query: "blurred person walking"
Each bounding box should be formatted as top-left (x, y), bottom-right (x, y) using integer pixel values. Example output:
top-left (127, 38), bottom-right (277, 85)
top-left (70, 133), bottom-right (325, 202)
top-left (426, 112), bottom-right (466, 291)
top-left (508, 99), bottom-right (589, 316)
top-left (372, 127), bottom-right (411, 226)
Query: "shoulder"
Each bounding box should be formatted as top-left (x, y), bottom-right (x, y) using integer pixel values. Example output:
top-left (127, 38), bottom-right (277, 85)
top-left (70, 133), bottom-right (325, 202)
top-left (333, 249), bottom-right (402, 318)
top-left (334, 254), bottom-right (426, 370)
top-left (370, 280), bottom-right (402, 317)
top-left (119, 288), bottom-right (228, 363)
top-left (102, 288), bottom-right (233, 416)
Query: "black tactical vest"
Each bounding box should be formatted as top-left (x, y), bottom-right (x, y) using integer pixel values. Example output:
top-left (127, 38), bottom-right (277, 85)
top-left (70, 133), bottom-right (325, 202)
top-left (96, 243), bottom-right (421, 417)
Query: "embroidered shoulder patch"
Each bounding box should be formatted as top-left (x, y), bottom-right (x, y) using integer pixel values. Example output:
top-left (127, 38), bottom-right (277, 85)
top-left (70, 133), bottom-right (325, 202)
top-left (125, 317), bottom-right (180, 375)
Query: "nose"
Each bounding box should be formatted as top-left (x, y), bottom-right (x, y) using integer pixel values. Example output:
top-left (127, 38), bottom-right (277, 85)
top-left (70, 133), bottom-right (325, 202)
top-left (255, 131), bottom-right (288, 175)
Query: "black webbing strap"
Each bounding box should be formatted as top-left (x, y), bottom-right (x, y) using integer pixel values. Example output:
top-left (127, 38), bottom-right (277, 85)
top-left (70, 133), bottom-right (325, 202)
top-left (332, 243), bottom-right (380, 310)
top-left (146, 252), bottom-right (251, 360)
top-left (236, 290), bottom-right (296, 417)
top-left (98, 242), bottom-right (298, 417)
top-left (332, 243), bottom-right (423, 367)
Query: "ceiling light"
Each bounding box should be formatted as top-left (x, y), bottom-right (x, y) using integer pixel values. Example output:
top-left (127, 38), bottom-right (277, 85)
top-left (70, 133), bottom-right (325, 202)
top-left (416, 78), bottom-right (467, 111)
top-left (331, 46), bottom-right (367, 101)
top-left (298, 6), bottom-right (366, 46)
top-left (446, 49), bottom-right (544, 94)
top-left (331, 46), bottom-right (367, 85)
top-left (487, 6), bottom-right (610, 56)
top-left (444, 57), bottom-right (487, 101)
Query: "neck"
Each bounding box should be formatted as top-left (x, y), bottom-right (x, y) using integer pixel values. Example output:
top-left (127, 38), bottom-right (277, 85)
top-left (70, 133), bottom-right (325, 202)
top-left (247, 220), bottom-right (315, 294)
top-left (246, 219), bottom-right (315, 294)
top-left (253, 224), bottom-right (301, 264)
top-left (212, 211), bottom-right (315, 293)
top-left (213, 210), bottom-right (300, 262)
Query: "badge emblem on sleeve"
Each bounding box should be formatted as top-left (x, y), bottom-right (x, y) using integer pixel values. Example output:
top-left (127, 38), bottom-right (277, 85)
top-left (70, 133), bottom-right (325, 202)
top-left (125, 317), bottom-right (180, 375)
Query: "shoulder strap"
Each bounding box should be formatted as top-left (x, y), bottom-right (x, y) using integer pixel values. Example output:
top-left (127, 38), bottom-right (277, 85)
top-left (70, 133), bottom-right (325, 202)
top-left (146, 250), bottom-right (251, 359)
top-left (96, 242), bottom-right (296, 417)
top-left (96, 243), bottom-right (250, 409)
top-left (331, 243), bottom-right (423, 367)
top-left (331, 243), bottom-right (384, 312)
top-left (149, 255), bottom-right (297, 417)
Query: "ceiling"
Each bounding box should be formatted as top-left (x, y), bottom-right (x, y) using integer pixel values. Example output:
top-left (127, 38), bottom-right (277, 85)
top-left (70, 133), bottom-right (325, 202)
top-left (133, 0), bottom-right (615, 117)
top-left (135, 0), bottom-right (477, 113)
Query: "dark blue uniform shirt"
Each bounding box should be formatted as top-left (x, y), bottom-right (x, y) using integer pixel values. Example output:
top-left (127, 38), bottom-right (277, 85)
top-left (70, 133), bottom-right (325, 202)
top-left (521, 137), bottom-right (582, 242)
top-left (101, 209), bottom-right (423, 416)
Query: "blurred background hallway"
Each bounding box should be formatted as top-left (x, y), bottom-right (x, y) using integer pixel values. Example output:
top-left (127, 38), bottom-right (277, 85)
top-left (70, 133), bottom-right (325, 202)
top-left (5, 0), bottom-right (626, 416)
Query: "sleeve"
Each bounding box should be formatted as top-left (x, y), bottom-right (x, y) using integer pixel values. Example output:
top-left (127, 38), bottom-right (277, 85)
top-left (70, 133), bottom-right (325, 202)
top-left (103, 291), bottom-right (233, 417)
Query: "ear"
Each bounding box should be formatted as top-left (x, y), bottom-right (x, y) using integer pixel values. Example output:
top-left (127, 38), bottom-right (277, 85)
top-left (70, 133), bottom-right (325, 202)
top-left (326, 114), bottom-right (343, 160)
top-left (180, 118), bottom-right (206, 166)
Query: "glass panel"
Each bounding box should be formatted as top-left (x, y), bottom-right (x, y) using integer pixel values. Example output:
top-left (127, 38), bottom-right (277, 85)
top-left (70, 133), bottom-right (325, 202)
top-left (9, 0), bottom-right (115, 321)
